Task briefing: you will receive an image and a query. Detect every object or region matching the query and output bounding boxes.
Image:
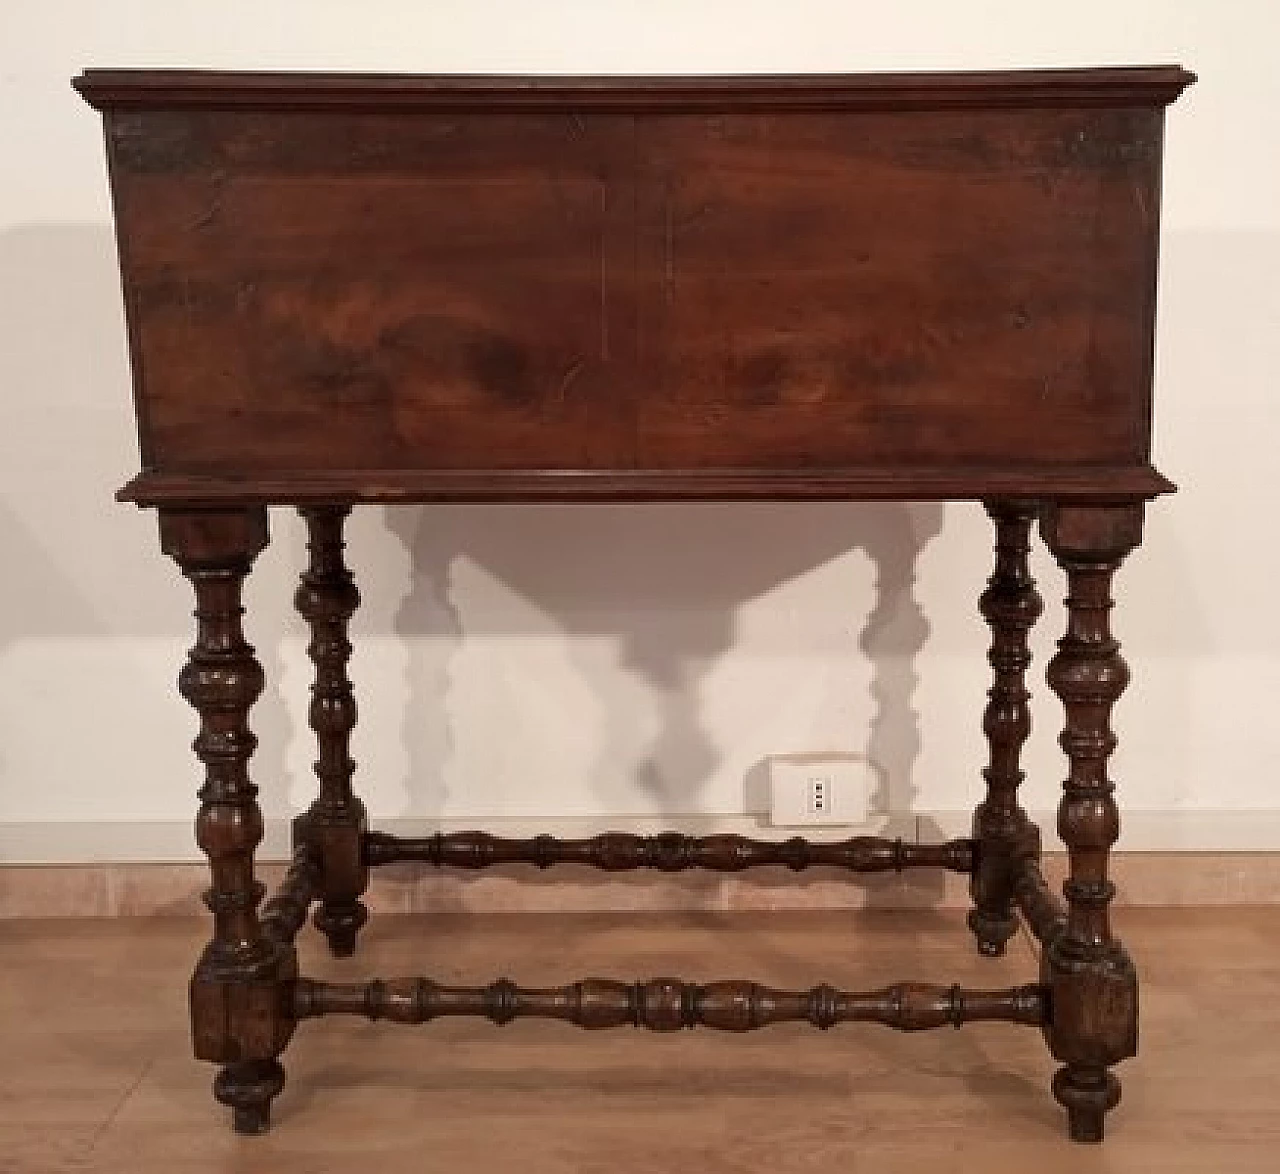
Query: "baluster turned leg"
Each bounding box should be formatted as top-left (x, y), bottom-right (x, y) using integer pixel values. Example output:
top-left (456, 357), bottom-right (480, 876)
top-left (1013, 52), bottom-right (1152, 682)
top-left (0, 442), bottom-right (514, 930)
top-left (292, 506), bottom-right (368, 957)
top-left (1040, 502), bottom-right (1142, 1143)
top-left (160, 508), bottom-right (295, 1135)
top-left (969, 500), bottom-right (1043, 956)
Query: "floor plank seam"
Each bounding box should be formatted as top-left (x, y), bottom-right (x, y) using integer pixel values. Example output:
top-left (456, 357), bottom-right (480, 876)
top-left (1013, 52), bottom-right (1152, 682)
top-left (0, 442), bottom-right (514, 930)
top-left (85, 1056), bottom-right (155, 1155)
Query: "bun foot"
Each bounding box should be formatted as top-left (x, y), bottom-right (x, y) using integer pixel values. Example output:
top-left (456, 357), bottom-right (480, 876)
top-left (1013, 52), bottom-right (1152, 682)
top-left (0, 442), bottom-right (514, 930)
top-left (315, 900), bottom-right (368, 958)
top-left (967, 907), bottom-right (1016, 957)
top-left (1053, 1064), bottom-right (1120, 1143)
top-left (214, 1059), bottom-right (286, 1135)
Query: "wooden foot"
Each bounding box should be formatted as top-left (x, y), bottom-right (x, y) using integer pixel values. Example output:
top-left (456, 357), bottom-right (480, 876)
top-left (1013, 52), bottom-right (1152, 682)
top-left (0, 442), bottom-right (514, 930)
top-left (1053, 1064), bottom-right (1121, 1143)
top-left (1040, 502), bottom-right (1142, 1143)
top-left (313, 901), bottom-right (367, 958)
top-left (969, 500), bottom-right (1042, 958)
top-left (293, 506), bottom-right (369, 958)
top-left (160, 508), bottom-right (296, 1136)
top-left (967, 910), bottom-right (1014, 958)
top-left (215, 1058), bottom-right (286, 1135)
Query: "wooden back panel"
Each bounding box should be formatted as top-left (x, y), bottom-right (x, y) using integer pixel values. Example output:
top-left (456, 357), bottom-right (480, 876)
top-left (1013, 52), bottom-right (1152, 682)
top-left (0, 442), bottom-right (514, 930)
top-left (77, 69), bottom-right (1193, 502)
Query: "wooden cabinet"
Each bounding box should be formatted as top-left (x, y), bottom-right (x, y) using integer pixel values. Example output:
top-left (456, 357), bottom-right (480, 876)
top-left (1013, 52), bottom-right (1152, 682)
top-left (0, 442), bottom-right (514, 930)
top-left (77, 65), bottom-right (1193, 1142)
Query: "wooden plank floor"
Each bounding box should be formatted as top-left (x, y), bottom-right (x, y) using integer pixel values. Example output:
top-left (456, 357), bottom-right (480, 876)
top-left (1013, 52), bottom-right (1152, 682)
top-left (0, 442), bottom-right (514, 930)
top-left (1, 907), bottom-right (1276, 1172)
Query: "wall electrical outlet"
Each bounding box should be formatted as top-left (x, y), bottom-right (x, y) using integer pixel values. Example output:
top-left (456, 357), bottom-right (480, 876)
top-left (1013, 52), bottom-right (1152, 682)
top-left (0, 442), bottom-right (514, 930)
top-left (768, 753), bottom-right (869, 827)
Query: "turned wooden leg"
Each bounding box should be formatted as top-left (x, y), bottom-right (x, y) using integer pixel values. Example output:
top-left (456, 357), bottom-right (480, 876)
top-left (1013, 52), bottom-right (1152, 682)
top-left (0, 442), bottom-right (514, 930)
top-left (160, 508), bottom-right (296, 1135)
top-left (1040, 502), bottom-right (1142, 1143)
top-left (969, 499), bottom-right (1043, 956)
top-left (293, 506), bottom-right (368, 957)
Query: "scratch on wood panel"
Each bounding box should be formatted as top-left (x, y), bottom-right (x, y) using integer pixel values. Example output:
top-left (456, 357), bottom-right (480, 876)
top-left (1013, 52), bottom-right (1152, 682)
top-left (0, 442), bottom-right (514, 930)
top-left (599, 180), bottom-right (609, 360)
top-left (178, 277), bottom-right (196, 348)
top-left (1133, 179), bottom-right (1149, 226)
top-left (664, 184), bottom-right (674, 306)
top-left (555, 359), bottom-right (585, 403)
top-left (189, 170), bottom-right (227, 231)
top-left (190, 197), bottom-right (221, 231)
top-left (234, 279), bottom-right (256, 312)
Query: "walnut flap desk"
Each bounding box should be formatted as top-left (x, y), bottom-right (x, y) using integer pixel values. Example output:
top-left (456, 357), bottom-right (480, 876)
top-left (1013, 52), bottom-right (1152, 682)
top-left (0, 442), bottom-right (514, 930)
top-left (75, 66), bottom-right (1194, 1142)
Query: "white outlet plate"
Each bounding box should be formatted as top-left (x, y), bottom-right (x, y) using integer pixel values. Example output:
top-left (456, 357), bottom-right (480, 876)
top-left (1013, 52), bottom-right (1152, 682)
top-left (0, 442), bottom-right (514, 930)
top-left (767, 753), bottom-right (870, 827)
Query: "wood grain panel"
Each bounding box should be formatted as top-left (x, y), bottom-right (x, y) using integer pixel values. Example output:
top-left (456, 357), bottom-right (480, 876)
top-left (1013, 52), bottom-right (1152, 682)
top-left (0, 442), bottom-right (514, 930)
top-left (632, 108), bottom-right (1162, 468)
top-left (97, 92), bottom-right (1171, 492)
top-left (110, 110), bottom-right (638, 472)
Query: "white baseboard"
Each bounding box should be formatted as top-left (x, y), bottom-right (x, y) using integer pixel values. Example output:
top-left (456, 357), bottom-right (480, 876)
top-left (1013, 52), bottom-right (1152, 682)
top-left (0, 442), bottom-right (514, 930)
top-left (2, 809), bottom-right (1279, 864)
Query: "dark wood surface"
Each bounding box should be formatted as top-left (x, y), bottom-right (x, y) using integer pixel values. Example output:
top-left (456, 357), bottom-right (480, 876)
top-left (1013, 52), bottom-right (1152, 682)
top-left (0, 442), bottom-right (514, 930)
top-left (72, 66), bottom-right (1194, 110)
top-left (294, 975), bottom-right (1047, 1031)
top-left (158, 507), bottom-right (295, 1135)
top-left (1040, 502), bottom-right (1143, 1143)
top-left (292, 506), bottom-right (368, 958)
top-left (77, 67), bottom-right (1192, 1143)
top-left (78, 66), bottom-right (1190, 505)
top-left (364, 829), bottom-right (974, 872)
top-left (969, 500), bottom-right (1044, 956)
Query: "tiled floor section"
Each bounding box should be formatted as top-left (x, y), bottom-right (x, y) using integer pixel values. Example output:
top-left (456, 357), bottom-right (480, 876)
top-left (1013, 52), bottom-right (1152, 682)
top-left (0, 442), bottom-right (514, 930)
top-left (1, 908), bottom-right (1277, 1172)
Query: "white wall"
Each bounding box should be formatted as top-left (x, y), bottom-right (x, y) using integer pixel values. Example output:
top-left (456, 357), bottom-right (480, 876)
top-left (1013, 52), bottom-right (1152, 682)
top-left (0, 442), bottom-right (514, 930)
top-left (1, 1), bottom-right (1277, 862)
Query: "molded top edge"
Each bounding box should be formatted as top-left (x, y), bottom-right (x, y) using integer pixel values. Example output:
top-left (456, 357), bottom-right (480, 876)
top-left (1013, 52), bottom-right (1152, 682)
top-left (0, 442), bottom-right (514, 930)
top-left (73, 65), bottom-right (1196, 113)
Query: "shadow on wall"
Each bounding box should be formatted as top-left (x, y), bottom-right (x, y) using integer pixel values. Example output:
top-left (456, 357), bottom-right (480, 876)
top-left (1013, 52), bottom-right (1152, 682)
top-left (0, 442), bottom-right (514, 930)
top-left (383, 501), bottom-right (944, 824)
top-left (380, 499), bottom-right (950, 908)
top-left (4, 221), bottom-right (1260, 852)
top-left (0, 223), bottom-right (296, 819)
top-left (0, 222), bottom-right (950, 852)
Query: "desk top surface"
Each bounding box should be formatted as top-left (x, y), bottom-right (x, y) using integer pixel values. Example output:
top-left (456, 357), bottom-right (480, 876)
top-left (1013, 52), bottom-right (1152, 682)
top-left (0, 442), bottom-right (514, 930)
top-left (79, 67), bottom-right (1193, 506)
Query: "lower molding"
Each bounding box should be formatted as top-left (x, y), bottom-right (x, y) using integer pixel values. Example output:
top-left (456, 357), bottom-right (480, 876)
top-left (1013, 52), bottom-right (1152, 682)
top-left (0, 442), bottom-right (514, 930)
top-left (3, 850), bottom-right (1279, 919)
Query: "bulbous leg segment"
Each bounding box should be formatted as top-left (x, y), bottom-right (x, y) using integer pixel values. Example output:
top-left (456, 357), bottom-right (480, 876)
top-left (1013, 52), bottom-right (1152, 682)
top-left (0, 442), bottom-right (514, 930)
top-left (969, 500), bottom-right (1042, 959)
top-left (161, 508), bottom-right (294, 1136)
top-left (1040, 501), bottom-right (1144, 1144)
top-left (295, 506), bottom-right (369, 959)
